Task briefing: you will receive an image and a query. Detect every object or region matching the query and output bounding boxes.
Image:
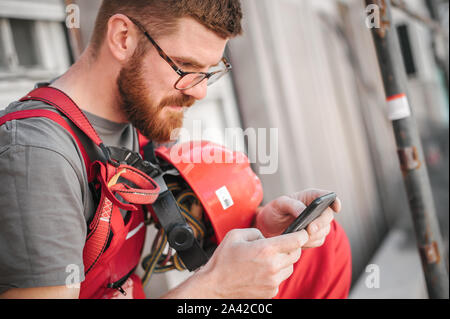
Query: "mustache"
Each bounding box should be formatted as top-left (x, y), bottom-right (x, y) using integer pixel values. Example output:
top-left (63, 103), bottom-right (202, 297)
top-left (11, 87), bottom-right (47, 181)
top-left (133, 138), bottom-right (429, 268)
top-left (159, 94), bottom-right (196, 110)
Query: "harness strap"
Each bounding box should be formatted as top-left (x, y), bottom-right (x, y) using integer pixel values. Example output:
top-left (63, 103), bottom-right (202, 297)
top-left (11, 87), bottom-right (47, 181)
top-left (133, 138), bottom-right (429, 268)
top-left (84, 192), bottom-right (114, 274)
top-left (20, 87), bottom-right (113, 164)
top-left (83, 162), bottom-right (160, 274)
top-left (0, 109), bottom-right (91, 171)
top-left (150, 189), bottom-right (209, 272)
top-left (20, 87), bottom-right (102, 145)
top-left (104, 144), bottom-right (211, 273)
top-left (2, 86), bottom-right (160, 276)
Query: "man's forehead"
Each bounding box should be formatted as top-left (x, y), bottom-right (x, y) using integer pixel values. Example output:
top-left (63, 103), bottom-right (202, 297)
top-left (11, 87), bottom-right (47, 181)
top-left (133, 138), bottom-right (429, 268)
top-left (157, 16), bottom-right (229, 68)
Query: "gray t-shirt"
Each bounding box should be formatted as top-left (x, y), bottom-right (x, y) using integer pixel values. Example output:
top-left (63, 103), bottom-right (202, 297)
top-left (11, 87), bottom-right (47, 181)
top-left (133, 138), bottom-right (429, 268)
top-left (0, 95), bottom-right (139, 294)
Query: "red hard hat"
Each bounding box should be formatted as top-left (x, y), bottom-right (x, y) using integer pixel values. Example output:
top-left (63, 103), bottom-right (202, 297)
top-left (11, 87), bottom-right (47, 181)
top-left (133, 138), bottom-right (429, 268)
top-left (155, 140), bottom-right (264, 243)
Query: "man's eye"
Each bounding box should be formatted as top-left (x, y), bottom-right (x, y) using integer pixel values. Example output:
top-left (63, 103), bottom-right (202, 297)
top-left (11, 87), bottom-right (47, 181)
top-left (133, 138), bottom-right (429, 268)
top-left (177, 61), bottom-right (202, 72)
top-left (177, 61), bottom-right (192, 68)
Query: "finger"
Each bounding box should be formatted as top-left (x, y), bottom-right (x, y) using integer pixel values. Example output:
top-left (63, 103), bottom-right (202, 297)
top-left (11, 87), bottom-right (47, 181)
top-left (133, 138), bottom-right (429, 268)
top-left (307, 209), bottom-right (335, 233)
top-left (275, 248), bottom-right (302, 269)
top-left (318, 224), bottom-right (331, 237)
top-left (275, 196), bottom-right (307, 219)
top-left (304, 237), bottom-right (326, 248)
top-left (276, 265), bottom-right (295, 284)
top-left (229, 228), bottom-right (265, 242)
top-left (264, 230), bottom-right (309, 253)
top-left (290, 188), bottom-right (330, 203)
top-left (307, 224), bottom-right (331, 242)
top-left (306, 224), bottom-right (331, 247)
top-left (331, 197), bottom-right (342, 213)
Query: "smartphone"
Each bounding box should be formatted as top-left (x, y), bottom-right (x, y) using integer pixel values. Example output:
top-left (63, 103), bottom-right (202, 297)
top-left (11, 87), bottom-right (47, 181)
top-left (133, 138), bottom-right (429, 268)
top-left (282, 192), bottom-right (337, 234)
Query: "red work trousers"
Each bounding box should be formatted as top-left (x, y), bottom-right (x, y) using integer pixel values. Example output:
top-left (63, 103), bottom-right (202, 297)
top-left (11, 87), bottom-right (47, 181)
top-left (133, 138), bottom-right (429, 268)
top-left (274, 220), bottom-right (352, 299)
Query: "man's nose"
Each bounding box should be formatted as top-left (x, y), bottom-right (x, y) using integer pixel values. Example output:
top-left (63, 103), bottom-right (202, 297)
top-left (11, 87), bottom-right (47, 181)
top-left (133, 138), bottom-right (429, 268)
top-left (183, 79), bottom-right (208, 101)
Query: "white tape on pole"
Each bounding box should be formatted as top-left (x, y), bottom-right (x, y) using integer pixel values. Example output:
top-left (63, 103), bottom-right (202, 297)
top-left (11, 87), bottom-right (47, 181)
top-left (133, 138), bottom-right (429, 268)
top-left (387, 94), bottom-right (411, 120)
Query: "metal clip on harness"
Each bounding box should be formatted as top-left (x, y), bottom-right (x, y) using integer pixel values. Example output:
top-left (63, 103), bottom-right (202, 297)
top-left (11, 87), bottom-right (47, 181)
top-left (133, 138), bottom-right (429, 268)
top-left (107, 146), bottom-right (209, 286)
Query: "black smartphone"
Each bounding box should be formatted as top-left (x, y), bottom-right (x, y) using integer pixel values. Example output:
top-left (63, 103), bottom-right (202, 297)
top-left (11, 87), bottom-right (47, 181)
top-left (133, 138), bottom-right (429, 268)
top-left (282, 192), bottom-right (337, 234)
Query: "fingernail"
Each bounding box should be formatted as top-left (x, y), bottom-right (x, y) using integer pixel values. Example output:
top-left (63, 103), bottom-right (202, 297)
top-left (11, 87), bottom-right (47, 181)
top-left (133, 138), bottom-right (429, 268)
top-left (311, 224), bottom-right (318, 232)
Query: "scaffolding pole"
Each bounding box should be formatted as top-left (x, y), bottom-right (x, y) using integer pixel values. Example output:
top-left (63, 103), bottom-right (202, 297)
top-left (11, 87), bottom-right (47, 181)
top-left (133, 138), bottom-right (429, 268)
top-left (365, 0), bottom-right (449, 299)
top-left (392, 0), bottom-right (449, 92)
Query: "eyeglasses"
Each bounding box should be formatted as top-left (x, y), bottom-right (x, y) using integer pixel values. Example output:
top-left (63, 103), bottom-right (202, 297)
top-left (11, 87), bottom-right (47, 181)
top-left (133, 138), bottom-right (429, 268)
top-left (127, 16), bottom-right (232, 91)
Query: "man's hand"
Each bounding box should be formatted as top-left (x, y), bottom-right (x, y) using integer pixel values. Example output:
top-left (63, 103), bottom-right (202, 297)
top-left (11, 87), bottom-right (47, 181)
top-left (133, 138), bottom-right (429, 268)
top-left (162, 228), bottom-right (309, 299)
top-left (254, 188), bottom-right (342, 248)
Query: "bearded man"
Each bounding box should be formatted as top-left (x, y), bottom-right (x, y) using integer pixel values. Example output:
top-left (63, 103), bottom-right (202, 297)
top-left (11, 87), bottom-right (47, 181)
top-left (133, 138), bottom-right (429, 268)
top-left (0, 0), bottom-right (351, 299)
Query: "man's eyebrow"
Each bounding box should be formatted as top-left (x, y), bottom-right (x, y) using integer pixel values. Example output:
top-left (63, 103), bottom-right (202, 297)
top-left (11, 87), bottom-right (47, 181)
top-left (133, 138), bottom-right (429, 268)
top-left (172, 56), bottom-right (221, 69)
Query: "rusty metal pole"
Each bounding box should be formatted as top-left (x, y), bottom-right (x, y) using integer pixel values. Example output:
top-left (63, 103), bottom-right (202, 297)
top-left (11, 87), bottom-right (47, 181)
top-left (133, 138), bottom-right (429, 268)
top-left (365, 0), bottom-right (449, 299)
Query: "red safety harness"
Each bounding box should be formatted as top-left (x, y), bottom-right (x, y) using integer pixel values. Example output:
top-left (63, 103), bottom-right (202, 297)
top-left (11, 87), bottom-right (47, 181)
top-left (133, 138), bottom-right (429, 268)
top-left (0, 87), bottom-right (160, 299)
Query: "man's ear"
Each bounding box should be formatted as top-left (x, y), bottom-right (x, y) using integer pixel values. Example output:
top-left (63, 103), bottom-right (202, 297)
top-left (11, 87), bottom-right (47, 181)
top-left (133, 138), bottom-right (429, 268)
top-left (106, 14), bottom-right (139, 63)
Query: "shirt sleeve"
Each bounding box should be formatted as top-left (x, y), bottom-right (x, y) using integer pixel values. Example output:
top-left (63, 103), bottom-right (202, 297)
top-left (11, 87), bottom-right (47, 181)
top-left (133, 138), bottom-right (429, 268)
top-left (0, 144), bottom-right (87, 293)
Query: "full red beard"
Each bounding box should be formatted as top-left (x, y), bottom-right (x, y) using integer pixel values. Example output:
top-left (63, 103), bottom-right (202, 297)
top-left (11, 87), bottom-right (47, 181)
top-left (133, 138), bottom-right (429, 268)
top-left (117, 52), bottom-right (195, 143)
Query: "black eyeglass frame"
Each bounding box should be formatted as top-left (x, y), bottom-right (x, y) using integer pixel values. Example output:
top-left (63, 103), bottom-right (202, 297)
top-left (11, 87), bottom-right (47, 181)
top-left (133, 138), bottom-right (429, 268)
top-left (127, 16), bottom-right (232, 91)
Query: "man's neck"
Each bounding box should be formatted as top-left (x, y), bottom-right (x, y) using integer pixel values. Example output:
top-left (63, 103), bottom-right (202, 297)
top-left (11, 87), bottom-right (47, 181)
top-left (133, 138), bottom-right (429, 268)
top-left (51, 49), bottom-right (128, 124)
